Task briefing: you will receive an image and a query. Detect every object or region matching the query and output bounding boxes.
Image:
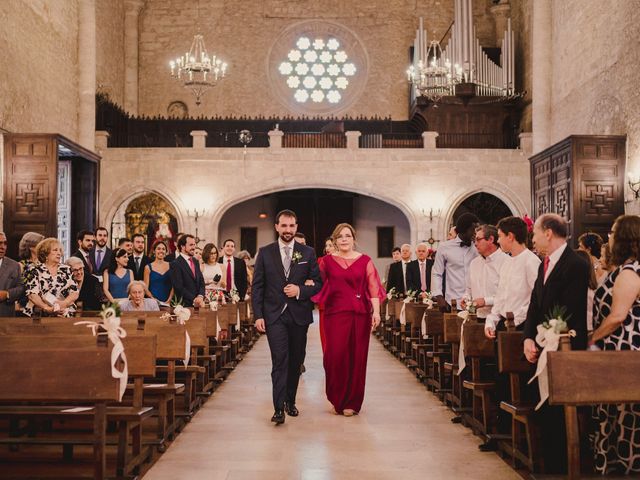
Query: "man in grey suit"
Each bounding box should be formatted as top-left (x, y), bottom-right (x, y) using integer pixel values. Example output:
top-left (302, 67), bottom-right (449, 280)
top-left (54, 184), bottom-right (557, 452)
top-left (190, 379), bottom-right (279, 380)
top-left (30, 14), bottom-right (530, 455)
top-left (0, 232), bottom-right (24, 316)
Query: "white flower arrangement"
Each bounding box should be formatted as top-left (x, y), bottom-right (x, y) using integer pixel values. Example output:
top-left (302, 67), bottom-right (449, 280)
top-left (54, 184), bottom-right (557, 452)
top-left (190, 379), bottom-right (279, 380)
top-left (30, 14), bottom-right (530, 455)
top-left (291, 251), bottom-right (303, 264)
top-left (386, 287), bottom-right (397, 300)
top-left (457, 295), bottom-right (477, 320)
top-left (422, 291), bottom-right (434, 308)
top-left (160, 304), bottom-right (191, 325)
top-left (229, 288), bottom-right (240, 304)
top-left (403, 289), bottom-right (417, 304)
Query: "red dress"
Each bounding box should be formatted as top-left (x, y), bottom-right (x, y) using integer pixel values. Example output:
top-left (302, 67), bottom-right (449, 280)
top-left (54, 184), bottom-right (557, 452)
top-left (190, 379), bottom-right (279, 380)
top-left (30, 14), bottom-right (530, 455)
top-left (312, 254), bottom-right (386, 414)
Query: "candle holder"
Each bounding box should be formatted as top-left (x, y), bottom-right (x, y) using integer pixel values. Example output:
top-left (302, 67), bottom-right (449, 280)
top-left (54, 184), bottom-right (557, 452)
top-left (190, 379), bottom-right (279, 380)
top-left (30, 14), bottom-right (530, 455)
top-left (187, 208), bottom-right (206, 244)
top-left (421, 207), bottom-right (441, 222)
top-left (628, 172), bottom-right (640, 200)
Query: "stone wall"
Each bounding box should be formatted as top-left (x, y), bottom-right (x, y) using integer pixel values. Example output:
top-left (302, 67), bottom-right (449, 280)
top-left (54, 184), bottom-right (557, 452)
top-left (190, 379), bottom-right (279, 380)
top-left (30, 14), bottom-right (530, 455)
top-left (0, 0), bottom-right (79, 141)
top-left (96, 0), bottom-right (125, 107)
top-left (137, 0), bottom-right (500, 119)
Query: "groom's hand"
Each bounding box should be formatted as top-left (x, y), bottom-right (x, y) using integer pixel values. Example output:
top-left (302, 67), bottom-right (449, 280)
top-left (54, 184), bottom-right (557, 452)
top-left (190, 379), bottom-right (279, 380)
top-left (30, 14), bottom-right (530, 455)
top-left (284, 284), bottom-right (300, 298)
top-left (255, 318), bottom-right (266, 333)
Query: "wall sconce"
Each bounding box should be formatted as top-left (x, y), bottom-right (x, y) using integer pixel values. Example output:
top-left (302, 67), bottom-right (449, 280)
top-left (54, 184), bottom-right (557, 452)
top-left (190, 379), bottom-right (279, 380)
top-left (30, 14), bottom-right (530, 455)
top-left (422, 207), bottom-right (441, 222)
top-left (628, 172), bottom-right (640, 200)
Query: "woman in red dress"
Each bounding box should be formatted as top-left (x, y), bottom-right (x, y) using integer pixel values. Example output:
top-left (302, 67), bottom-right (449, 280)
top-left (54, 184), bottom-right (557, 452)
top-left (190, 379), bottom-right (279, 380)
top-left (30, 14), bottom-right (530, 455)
top-left (313, 223), bottom-right (385, 416)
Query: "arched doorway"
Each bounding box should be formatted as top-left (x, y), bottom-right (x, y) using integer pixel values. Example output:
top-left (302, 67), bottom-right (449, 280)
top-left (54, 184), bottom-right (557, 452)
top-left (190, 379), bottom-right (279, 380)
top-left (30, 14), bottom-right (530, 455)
top-left (217, 188), bottom-right (411, 274)
top-left (111, 192), bottom-right (179, 254)
top-left (451, 192), bottom-right (513, 227)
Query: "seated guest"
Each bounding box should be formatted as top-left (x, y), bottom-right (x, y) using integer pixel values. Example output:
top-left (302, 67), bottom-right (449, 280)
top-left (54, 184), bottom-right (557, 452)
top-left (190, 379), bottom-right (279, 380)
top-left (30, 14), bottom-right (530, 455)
top-left (578, 232), bottom-right (607, 284)
top-left (201, 243), bottom-right (225, 292)
top-left (484, 217), bottom-right (540, 337)
top-left (589, 214), bottom-right (640, 475)
top-left (72, 229), bottom-right (95, 274)
top-left (66, 256), bottom-right (103, 311)
top-left (170, 234), bottom-right (205, 308)
top-left (464, 225), bottom-right (508, 322)
top-left (575, 250), bottom-right (598, 331)
top-left (23, 238), bottom-right (79, 317)
top-left (121, 281), bottom-right (160, 312)
top-left (103, 248), bottom-right (134, 303)
top-left (386, 243), bottom-right (411, 295)
top-left (144, 240), bottom-right (173, 304)
top-left (0, 232), bottom-right (24, 316)
top-left (127, 234), bottom-right (151, 281)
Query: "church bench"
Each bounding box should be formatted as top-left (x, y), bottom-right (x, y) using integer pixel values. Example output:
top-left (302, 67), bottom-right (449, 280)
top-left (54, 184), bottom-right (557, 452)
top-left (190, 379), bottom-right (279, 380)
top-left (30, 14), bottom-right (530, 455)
top-left (415, 309), bottom-right (442, 381)
top-left (0, 335), bottom-right (122, 480)
top-left (443, 313), bottom-right (470, 419)
top-left (422, 309), bottom-right (451, 398)
top-left (390, 300), bottom-right (405, 356)
top-left (548, 350), bottom-right (640, 480)
top-left (402, 302), bottom-right (428, 366)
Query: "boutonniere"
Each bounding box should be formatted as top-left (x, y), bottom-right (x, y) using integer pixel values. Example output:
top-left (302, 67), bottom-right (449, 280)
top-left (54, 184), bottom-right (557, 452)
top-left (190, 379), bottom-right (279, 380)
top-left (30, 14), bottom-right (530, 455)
top-left (291, 251), bottom-right (303, 264)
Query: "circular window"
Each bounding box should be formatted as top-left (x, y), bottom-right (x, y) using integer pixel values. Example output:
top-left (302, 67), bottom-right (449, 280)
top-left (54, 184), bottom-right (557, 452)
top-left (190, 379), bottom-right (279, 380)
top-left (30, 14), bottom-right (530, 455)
top-left (267, 21), bottom-right (369, 115)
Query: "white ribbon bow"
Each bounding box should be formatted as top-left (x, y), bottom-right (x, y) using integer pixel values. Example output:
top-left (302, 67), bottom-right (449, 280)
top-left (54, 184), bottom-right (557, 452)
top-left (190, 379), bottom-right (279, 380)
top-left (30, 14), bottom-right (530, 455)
top-left (173, 306), bottom-right (191, 365)
top-left (399, 303), bottom-right (407, 326)
top-left (528, 321), bottom-right (576, 410)
top-left (457, 319), bottom-right (468, 374)
top-left (75, 308), bottom-right (128, 401)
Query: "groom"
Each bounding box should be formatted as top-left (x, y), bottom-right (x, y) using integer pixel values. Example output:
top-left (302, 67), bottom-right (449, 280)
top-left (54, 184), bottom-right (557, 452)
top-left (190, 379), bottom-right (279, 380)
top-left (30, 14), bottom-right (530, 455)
top-left (252, 209), bottom-right (322, 425)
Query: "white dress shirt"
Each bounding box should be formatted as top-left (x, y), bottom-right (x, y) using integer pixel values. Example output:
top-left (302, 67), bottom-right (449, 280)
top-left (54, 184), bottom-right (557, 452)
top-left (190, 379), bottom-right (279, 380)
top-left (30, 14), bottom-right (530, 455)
top-left (431, 236), bottom-right (479, 307)
top-left (401, 260), bottom-right (410, 291)
top-left (467, 249), bottom-right (509, 319)
top-left (278, 239), bottom-right (296, 273)
top-left (544, 242), bottom-right (567, 283)
top-left (485, 248), bottom-right (540, 331)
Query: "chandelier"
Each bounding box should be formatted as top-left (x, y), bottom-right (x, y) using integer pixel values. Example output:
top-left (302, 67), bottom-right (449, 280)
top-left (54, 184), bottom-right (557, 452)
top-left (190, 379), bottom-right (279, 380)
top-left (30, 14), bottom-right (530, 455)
top-left (170, 34), bottom-right (227, 106)
top-left (406, 39), bottom-right (462, 102)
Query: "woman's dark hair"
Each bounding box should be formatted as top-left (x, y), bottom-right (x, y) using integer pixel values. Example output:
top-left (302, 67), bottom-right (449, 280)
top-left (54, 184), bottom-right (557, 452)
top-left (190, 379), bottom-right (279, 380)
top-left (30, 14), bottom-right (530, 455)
top-left (108, 248), bottom-right (129, 274)
top-left (575, 249), bottom-right (598, 290)
top-left (151, 239), bottom-right (168, 252)
top-left (497, 216), bottom-right (528, 244)
top-left (202, 243), bottom-right (219, 264)
top-left (611, 215), bottom-right (640, 267)
top-left (578, 232), bottom-right (603, 259)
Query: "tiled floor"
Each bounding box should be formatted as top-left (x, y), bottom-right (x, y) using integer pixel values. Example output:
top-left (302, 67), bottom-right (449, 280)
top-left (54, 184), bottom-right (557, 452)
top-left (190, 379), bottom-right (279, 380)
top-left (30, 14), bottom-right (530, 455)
top-left (145, 320), bottom-right (520, 480)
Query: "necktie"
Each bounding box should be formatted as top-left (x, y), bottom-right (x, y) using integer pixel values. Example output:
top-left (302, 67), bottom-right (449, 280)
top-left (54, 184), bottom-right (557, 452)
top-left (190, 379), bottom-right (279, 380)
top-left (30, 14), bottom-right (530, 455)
top-left (283, 246), bottom-right (291, 277)
top-left (96, 249), bottom-right (103, 270)
top-left (188, 256), bottom-right (196, 277)
top-left (543, 256), bottom-right (550, 281)
top-left (420, 262), bottom-right (426, 291)
top-left (226, 258), bottom-right (232, 292)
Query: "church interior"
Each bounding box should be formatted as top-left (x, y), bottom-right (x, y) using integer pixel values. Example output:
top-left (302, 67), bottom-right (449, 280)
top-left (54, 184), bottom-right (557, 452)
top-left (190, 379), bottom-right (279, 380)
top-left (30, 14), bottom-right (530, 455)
top-left (1, 0), bottom-right (639, 478)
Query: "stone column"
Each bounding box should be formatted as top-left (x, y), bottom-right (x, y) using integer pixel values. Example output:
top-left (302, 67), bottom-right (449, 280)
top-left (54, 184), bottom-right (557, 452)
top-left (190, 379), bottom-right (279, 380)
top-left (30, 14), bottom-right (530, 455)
top-left (345, 131), bottom-right (361, 149)
top-left (78, 0), bottom-right (96, 151)
top-left (124, 0), bottom-right (145, 115)
top-left (490, 1), bottom-right (511, 45)
top-left (191, 130), bottom-right (208, 149)
top-left (268, 129), bottom-right (284, 149)
top-left (95, 131), bottom-right (110, 155)
top-left (422, 131), bottom-right (439, 149)
top-left (519, 132), bottom-right (533, 157)
top-left (532, 0), bottom-right (552, 154)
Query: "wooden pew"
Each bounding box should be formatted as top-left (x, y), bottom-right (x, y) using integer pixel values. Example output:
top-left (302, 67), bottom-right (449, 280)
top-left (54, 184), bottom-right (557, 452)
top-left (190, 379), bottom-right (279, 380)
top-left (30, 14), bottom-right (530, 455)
top-left (423, 309), bottom-right (451, 397)
top-left (402, 302), bottom-right (428, 365)
top-left (0, 335), bottom-right (121, 480)
top-left (443, 313), bottom-right (468, 418)
top-left (548, 350), bottom-right (640, 480)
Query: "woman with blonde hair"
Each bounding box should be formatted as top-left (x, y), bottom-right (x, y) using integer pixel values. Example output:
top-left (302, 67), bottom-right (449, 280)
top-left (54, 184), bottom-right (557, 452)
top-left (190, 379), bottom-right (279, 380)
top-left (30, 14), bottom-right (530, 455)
top-left (312, 223), bottom-right (385, 416)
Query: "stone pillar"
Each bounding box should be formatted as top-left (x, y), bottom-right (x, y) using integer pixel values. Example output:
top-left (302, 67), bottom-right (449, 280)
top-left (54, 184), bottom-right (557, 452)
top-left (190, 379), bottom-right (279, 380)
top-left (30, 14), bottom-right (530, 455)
top-left (124, 0), bottom-right (145, 115)
top-left (191, 130), bottom-right (208, 149)
top-left (268, 129), bottom-right (284, 149)
top-left (78, 0), bottom-right (96, 151)
top-left (95, 131), bottom-right (110, 155)
top-left (422, 131), bottom-right (439, 149)
top-left (519, 132), bottom-right (533, 157)
top-left (345, 131), bottom-right (361, 149)
top-left (490, 1), bottom-right (511, 45)
top-left (532, 0), bottom-right (552, 154)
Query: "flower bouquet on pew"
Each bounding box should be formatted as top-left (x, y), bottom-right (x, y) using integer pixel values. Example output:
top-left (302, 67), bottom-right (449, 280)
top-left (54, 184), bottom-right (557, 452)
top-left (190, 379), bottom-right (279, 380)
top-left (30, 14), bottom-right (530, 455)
top-left (457, 294), bottom-right (477, 320)
top-left (160, 295), bottom-right (191, 324)
top-left (224, 288), bottom-right (241, 304)
top-left (386, 287), bottom-right (398, 301)
top-left (421, 291), bottom-right (434, 308)
top-left (403, 289), bottom-right (418, 304)
top-left (207, 290), bottom-right (226, 310)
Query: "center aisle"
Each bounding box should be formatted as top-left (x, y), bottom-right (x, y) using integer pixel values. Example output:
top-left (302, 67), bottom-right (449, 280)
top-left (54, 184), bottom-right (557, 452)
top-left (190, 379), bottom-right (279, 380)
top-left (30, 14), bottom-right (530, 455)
top-left (146, 316), bottom-right (520, 480)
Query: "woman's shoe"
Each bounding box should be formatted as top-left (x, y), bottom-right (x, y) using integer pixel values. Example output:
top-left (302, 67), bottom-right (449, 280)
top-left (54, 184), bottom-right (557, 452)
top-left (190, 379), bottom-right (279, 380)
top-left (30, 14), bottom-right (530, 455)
top-left (343, 409), bottom-right (356, 417)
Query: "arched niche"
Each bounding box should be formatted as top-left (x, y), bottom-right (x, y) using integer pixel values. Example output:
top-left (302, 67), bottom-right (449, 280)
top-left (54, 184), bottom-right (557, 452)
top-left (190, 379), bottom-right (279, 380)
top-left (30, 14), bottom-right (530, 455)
top-left (450, 192), bottom-right (514, 227)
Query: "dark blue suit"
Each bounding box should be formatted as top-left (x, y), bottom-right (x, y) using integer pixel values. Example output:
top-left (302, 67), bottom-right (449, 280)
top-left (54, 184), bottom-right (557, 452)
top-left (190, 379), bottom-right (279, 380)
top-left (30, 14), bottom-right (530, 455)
top-left (169, 255), bottom-right (205, 307)
top-left (252, 241), bottom-right (322, 410)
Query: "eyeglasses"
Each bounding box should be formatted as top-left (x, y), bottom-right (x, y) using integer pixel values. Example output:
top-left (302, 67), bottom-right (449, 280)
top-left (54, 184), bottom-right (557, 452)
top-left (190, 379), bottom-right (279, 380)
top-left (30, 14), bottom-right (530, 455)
top-left (474, 237), bottom-right (486, 243)
top-left (71, 267), bottom-right (84, 273)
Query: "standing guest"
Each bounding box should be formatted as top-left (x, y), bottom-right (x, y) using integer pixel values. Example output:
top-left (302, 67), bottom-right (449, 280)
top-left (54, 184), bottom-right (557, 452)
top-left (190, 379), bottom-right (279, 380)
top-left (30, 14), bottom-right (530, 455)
top-left (386, 243), bottom-right (412, 295)
top-left (165, 232), bottom-right (184, 262)
top-left (201, 243), bottom-right (225, 293)
top-left (589, 215), bottom-right (640, 475)
top-left (407, 243), bottom-right (433, 295)
top-left (447, 226), bottom-right (457, 240)
top-left (121, 281), bottom-right (160, 312)
top-left (0, 232), bottom-right (24, 316)
top-left (464, 225), bottom-right (509, 322)
top-left (312, 223), bottom-right (385, 416)
top-left (90, 227), bottom-right (112, 278)
top-left (575, 250), bottom-right (599, 331)
top-left (383, 246), bottom-right (401, 284)
top-left (294, 232), bottom-right (306, 245)
top-left (238, 250), bottom-right (254, 295)
top-left (144, 240), bottom-right (173, 304)
top-left (578, 232), bottom-right (606, 284)
top-left (103, 248), bottom-right (133, 303)
top-left (432, 213), bottom-right (479, 311)
top-left (66, 256), bottom-right (103, 311)
top-left (118, 238), bottom-right (133, 255)
top-left (72, 230), bottom-right (95, 274)
top-left (219, 239), bottom-right (248, 299)
top-left (128, 234), bottom-right (151, 281)
top-left (170, 234), bottom-right (206, 308)
top-left (324, 237), bottom-right (336, 256)
top-left (23, 238), bottom-right (78, 317)
top-left (317, 238), bottom-right (337, 353)
top-left (600, 243), bottom-right (614, 274)
top-left (194, 246), bottom-right (203, 267)
top-left (484, 217), bottom-right (540, 336)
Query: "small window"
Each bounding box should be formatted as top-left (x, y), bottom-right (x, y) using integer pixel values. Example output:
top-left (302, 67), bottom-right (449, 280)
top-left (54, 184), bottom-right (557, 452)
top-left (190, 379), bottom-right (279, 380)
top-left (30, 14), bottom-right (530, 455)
top-left (240, 227), bottom-right (258, 257)
top-left (377, 227), bottom-right (394, 258)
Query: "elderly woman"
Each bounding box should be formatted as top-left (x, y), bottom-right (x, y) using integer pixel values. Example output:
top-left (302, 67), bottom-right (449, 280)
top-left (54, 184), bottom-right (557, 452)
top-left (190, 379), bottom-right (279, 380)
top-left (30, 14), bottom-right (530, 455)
top-left (23, 238), bottom-right (78, 317)
top-left (17, 232), bottom-right (45, 306)
top-left (121, 281), bottom-right (160, 312)
top-left (589, 215), bottom-right (640, 474)
top-left (66, 256), bottom-right (103, 311)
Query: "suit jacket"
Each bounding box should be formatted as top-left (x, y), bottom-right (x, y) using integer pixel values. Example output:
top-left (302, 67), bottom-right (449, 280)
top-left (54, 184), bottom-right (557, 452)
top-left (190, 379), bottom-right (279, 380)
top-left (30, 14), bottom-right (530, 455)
top-left (405, 259), bottom-right (433, 292)
top-left (524, 246), bottom-right (590, 350)
top-left (0, 257), bottom-right (24, 316)
top-left (128, 254), bottom-right (151, 281)
top-left (169, 255), bottom-right (205, 307)
top-left (386, 261), bottom-right (406, 295)
top-left (251, 242), bottom-right (322, 326)
top-left (89, 247), bottom-right (113, 276)
top-left (219, 256), bottom-right (249, 299)
top-left (78, 274), bottom-right (104, 311)
top-left (72, 249), bottom-right (93, 274)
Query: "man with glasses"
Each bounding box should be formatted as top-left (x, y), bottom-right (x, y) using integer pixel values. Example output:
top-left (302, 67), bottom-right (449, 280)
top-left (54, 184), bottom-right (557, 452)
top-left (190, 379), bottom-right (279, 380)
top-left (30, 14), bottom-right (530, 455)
top-left (66, 256), bottom-right (103, 311)
top-left (0, 232), bottom-right (24, 316)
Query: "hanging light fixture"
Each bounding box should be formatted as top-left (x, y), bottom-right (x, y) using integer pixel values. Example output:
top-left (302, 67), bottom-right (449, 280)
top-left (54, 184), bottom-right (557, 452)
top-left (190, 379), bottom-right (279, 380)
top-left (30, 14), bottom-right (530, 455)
top-left (407, 39), bottom-right (462, 102)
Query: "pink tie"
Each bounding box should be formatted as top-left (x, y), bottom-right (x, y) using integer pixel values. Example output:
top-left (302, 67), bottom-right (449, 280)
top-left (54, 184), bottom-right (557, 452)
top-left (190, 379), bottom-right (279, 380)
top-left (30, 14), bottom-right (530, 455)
top-left (543, 256), bottom-right (550, 282)
top-left (226, 258), bottom-right (232, 292)
top-left (188, 257), bottom-right (196, 277)
top-left (420, 262), bottom-right (426, 291)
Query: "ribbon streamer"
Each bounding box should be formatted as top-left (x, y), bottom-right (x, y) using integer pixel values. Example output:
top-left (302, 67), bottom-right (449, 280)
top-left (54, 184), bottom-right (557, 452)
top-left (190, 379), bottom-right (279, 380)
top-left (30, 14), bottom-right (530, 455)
top-left (457, 316), bottom-right (468, 374)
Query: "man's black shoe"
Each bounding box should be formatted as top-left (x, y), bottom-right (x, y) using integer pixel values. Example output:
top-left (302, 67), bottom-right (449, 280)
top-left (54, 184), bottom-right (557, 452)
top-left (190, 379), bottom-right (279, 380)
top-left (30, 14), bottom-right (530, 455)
top-left (478, 439), bottom-right (497, 452)
top-left (271, 410), bottom-right (285, 425)
top-left (284, 403), bottom-right (299, 417)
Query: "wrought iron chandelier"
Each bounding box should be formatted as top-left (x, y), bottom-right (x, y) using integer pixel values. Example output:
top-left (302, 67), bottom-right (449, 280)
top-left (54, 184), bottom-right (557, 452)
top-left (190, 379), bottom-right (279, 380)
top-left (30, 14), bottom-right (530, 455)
top-left (169, 34), bottom-right (227, 106)
top-left (406, 39), bottom-right (462, 102)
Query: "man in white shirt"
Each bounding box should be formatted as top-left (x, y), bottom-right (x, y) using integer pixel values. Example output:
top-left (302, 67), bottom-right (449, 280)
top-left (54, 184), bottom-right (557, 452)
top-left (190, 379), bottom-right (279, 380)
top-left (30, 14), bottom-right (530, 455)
top-left (484, 217), bottom-right (540, 338)
top-left (464, 225), bottom-right (508, 320)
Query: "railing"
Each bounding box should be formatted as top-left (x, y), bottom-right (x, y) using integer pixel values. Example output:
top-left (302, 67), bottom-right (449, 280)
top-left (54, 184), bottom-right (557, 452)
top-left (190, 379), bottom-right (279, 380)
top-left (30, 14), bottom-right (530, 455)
top-left (436, 132), bottom-right (518, 149)
top-left (360, 133), bottom-right (423, 149)
top-left (205, 132), bottom-right (269, 148)
top-left (283, 132), bottom-right (346, 148)
top-left (117, 133), bottom-right (193, 148)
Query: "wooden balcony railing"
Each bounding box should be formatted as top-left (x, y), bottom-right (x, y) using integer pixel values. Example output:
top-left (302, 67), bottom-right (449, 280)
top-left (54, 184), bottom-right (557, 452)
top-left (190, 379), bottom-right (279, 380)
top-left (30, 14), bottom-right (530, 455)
top-left (282, 132), bottom-right (347, 148)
